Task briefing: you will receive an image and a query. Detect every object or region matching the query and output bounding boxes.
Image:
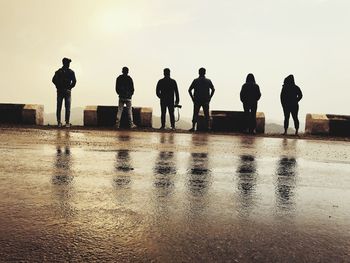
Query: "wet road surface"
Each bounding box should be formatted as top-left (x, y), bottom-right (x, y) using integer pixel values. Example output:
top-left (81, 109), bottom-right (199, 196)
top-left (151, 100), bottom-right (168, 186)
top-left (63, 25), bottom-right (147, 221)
top-left (0, 128), bottom-right (349, 262)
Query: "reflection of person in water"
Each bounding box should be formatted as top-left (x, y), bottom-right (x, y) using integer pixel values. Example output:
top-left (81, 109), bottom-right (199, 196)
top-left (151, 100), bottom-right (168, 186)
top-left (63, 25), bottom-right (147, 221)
top-left (188, 152), bottom-right (210, 196)
top-left (53, 131), bottom-right (72, 185)
top-left (276, 157), bottom-right (297, 210)
top-left (153, 151), bottom-right (176, 197)
top-left (236, 155), bottom-right (258, 213)
top-left (114, 149), bottom-right (133, 188)
top-left (52, 130), bottom-right (74, 217)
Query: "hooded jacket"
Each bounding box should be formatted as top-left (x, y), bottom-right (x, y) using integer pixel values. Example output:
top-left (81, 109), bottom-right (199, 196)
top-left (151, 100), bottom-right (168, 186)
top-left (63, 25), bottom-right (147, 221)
top-left (240, 74), bottom-right (261, 105)
top-left (280, 75), bottom-right (303, 107)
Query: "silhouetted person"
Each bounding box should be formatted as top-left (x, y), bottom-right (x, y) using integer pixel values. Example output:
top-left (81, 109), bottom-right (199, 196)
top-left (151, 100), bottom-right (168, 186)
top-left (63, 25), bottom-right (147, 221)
top-left (52, 57), bottom-right (76, 128)
top-left (280, 75), bottom-right (303, 135)
top-left (188, 68), bottom-right (215, 131)
top-left (156, 68), bottom-right (180, 130)
top-left (115, 67), bottom-right (136, 129)
top-left (240, 73), bottom-right (261, 134)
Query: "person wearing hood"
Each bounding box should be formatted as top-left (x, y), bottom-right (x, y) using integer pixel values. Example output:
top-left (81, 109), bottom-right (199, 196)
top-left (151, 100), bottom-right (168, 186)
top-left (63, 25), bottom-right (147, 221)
top-left (280, 74), bottom-right (303, 135)
top-left (240, 73), bottom-right (261, 134)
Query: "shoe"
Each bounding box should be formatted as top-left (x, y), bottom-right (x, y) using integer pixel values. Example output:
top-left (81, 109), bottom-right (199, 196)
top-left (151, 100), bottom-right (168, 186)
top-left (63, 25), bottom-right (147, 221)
top-left (171, 127), bottom-right (176, 131)
top-left (159, 126), bottom-right (165, 130)
top-left (57, 122), bottom-right (62, 128)
top-left (189, 128), bottom-right (195, 132)
top-left (65, 123), bottom-right (71, 128)
top-left (130, 124), bottom-right (137, 129)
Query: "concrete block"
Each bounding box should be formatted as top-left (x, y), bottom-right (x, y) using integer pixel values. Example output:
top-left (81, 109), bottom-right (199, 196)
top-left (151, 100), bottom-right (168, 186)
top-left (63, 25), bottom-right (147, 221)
top-left (84, 105), bottom-right (153, 128)
top-left (305, 114), bottom-right (350, 136)
top-left (305, 114), bottom-right (329, 135)
top-left (0, 103), bottom-right (44, 125)
top-left (196, 111), bottom-right (212, 131)
top-left (210, 110), bottom-right (265, 133)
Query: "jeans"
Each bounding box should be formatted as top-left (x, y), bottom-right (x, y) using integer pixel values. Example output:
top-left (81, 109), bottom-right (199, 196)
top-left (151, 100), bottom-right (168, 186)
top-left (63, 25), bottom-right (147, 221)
top-left (56, 89), bottom-right (71, 123)
top-left (243, 102), bottom-right (257, 131)
top-left (192, 101), bottom-right (210, 129)
top-left (160, 101), bottom-right (175, 128)
top-left (116, 98), bottom-right (134, 127)
top-left (283, 104), bottom-right (299, 130)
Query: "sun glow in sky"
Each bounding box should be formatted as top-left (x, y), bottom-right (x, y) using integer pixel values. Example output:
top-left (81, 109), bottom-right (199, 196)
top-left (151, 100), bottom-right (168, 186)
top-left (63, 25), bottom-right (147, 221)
top-left (0, 0), bottom-right (350, 122)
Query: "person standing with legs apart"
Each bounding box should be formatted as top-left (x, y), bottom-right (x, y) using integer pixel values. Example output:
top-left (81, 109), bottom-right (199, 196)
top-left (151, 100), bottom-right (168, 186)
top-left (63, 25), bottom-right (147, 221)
top-left (240, 73), bottom-right (261, 134)
top-left (280, 74), bottom-right (303, 135)
top-left (156, 68), bottom-right (180, 130)
top-left (115, 67), bottom-right (136, 129)
top-left (52, 57), bottom-right (76, 128)
top-left (188, 68), bottom-right (215, 132)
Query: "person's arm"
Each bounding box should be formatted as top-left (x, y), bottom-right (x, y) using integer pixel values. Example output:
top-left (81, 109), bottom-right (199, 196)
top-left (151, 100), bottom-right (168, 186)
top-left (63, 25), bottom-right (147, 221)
top-left (115, 76), bottom-right (120, 95)
top-left (188, 80), bottom-right (195, 102)
top-left (130, 77), bottom-right (134, 96)
top-left (156, 80), bottom-right (161, 99)
top-left (70, 71), bottom-right (76, 89)
top-left (209, 80), bottom-right (215, 101)
top-left (52, 70), bottom-right (58, 87)
top-left (240, 85), bottom-right (245, 103)
top-left (297, 86), bottom-right (303, 102)
top-left (174, 80), bottom-right (179, 105)
top-left (256, 85), bottom-right (261, 101)
top-left (280, 87), bottom-right (284, 105)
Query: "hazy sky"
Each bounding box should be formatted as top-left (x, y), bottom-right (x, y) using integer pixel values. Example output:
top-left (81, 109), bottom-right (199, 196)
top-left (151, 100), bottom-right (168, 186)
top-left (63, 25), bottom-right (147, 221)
top-left (1, 0), bottom-right (349, 122)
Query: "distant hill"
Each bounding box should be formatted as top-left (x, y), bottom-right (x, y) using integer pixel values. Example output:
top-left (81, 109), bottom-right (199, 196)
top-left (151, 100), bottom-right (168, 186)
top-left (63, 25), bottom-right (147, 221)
top-left (44, 107), bottom-right (192, 128)
top-left (265, 123), bottom-right (291, 134)
top-left (45, 108), bottom-right (303, 134)
top-left (45, 107), bottom-right (84, 125)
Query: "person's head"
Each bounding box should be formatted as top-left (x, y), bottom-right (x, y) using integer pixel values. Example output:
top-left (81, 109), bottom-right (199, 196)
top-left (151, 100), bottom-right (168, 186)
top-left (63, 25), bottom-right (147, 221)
top-left (122, 66), bottom-right (129, 75)
top-left (246, 73), bottom-right (256, 84)
top-left (284, 74), bottom-right (295, 85)
top-left (62, 57), bottom-right (71, 68)
top-left (199, 67), bottom-right (206, 77)
top-left (163, 68), bottom-right (170, 78)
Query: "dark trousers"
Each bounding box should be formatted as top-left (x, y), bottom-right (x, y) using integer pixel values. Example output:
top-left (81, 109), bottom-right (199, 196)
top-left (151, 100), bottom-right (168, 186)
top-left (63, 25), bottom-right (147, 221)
top-left (56, 89), bottom-right (71, 123)
top-left (243, 102), bottom-right (257, 131)
top-left (160, 101), bottom-right (175, 128)
top-left (192, 101), bottom-right (210, 128)
top-left (283, 104), bottom-right (299, 130)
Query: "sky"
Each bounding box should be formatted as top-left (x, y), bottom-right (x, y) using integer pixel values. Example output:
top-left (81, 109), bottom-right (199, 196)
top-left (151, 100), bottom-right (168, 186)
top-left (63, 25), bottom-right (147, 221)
top-left (0, 0), bottom-right (350, 123)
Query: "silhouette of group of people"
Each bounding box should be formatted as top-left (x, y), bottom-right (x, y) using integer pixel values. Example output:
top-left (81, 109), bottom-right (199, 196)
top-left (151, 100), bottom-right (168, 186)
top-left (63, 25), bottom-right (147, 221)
top-left (52, 58), bottom-right (303, 134)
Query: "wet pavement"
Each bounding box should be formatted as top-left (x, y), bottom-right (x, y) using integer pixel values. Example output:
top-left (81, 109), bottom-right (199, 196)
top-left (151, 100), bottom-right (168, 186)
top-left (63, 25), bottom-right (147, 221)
top-left (0, 127), bottom-right (349, 262)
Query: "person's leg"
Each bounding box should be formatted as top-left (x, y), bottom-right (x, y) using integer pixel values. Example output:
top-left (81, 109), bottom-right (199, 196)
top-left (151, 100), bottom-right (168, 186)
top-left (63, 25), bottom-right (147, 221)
top-left (291, 104), bottom-right (300, 135)
top-left (126, 100), bottom-right (135, 128)
top-left (160, 101), bottom-right (166, 129)
top-left (251, 103), bottom-right (257, 134)
top-left (283, 106), bottom-right (290, 134)
top-left (191, 103), bottom-right (201, 131)
top-left (203, 102), bottom-right (210, 130)
top-left (116, 99), bottom-right (124, 128)
top-left (168, 104), bottom-right (175, 129)
top-left (56, 91), bottom-right (64, 126)
top-left (64, 90), bottom-right (71, 125)
top-left (243, 103), bottom-right (250, 133)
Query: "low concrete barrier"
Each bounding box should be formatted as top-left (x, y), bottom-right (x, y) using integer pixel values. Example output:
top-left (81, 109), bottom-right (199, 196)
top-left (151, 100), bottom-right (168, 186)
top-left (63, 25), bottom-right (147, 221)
top-left (305, 114), bottom-right (350, 136)
top-left (84, 106), bottom-right (152, 128)
top-left (197, 110), bottom-right (265, 133)
top-left (0, 103), bottom-right (44, 125)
